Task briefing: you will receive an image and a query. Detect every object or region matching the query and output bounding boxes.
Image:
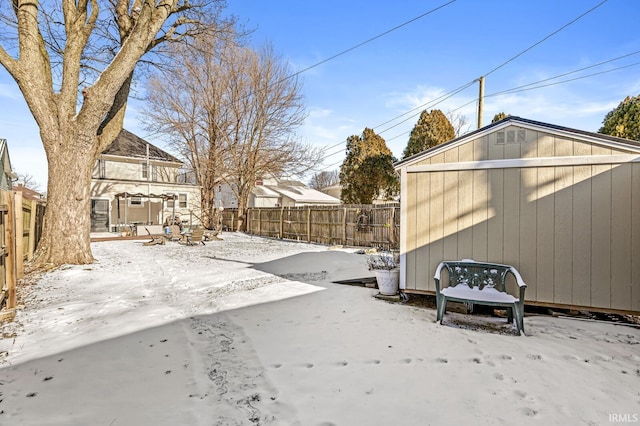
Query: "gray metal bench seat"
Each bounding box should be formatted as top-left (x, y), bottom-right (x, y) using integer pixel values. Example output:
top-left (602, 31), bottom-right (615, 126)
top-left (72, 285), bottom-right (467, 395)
top-left (434, 260), bottom-right (527, 335)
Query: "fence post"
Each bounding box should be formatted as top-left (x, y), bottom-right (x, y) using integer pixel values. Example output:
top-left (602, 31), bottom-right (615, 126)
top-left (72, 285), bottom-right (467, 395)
top-left (279, 206), bottom-right (284, 239)
top-left (389, 205), bottom-right (396, 247)
top-left (307, 207), bottom-right (312, 242)
top-left (14, 191), bottom-right (23, 279)
top-left (27, 199), bottom-right (37, 260)
top-left (3, 190), bottom-right (16, 310)
top-left (342, 207), bottom-right (347, 246)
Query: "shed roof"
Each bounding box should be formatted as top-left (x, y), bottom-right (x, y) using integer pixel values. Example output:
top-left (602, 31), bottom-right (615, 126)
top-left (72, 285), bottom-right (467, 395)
top-left (102, 129), bottom-right (181, 163)
top-left (394, 116), bottom-right (640, 170)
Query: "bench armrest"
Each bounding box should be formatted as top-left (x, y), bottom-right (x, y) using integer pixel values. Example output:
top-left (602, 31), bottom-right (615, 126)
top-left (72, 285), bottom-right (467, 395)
top-left (508, 266), bottom-right (527, 302)
top-left (434, 262), bottom-right (447, 293)
top-left (508, 267), bottom-right (527, 289)
top-left (434, 262), bottom-right (447, 281)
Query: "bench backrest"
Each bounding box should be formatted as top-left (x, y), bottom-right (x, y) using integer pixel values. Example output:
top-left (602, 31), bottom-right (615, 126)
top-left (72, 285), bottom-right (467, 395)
top-left (441, 261), bottom-right (512, 293)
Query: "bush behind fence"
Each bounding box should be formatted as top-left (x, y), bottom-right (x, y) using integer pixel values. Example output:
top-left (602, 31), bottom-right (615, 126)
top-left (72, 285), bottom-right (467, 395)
top-left (221, 204), bottom-right (400, 250)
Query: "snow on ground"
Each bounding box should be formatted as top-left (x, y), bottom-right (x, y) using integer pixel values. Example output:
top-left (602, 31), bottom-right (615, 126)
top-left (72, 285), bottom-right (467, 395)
top-left (0, 232), bottom-right (639, 425)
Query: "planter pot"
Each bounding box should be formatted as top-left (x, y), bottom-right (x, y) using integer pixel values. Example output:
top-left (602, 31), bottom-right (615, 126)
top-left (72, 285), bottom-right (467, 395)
top-left (374, 269), bottom-right (400, 295)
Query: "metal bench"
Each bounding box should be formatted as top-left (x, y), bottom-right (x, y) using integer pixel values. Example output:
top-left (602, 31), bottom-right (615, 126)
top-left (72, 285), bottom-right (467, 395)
top-left (434, 260), bottom-right (527, 335)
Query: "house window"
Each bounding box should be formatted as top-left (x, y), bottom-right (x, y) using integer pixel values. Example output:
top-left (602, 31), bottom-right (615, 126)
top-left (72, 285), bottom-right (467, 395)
top-left (129, 197), bottom-right (142, 207)
top-left (142, 163), bottom-right (148, 179)
top-left (98, 159), bottom-right (106, 179)
top-left (151, 165), bottom-right (157, 182)
top-left (166, 193), bottom-right (187, 208)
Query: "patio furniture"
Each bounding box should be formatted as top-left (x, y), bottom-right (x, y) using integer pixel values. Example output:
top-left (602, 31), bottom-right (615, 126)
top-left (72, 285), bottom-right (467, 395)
top-left (180, 228), bottom-right (205, 246)
top-left (164, 225), bottom-right (182, 242)
top-left (434, 259), bottom-right (527, 335)
top-left (143, 227), bottom-right (166, 246)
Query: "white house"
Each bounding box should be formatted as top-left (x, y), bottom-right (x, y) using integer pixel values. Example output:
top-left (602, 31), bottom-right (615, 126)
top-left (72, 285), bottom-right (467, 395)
top-left (90, 130), bottom-right (201, 233)
top-left (215, 175), bottom-right (341, 208)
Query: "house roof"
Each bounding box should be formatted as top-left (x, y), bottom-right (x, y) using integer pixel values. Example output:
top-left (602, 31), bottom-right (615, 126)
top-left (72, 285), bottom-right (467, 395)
top-left (394, 116), bottom-right (640, 169)
top-left (13, 184), bottom-right (46, 201)
top-left (252, 185), bottom-right (280, 198)
top-left (101, 129), bottom-right (181, 163)
top-left (265, 181), bottom-right (341, 204)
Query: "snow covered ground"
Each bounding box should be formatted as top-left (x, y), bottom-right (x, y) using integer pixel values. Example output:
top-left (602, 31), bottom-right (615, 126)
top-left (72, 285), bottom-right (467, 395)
top-left (0, 232), bottom-right (639, 425)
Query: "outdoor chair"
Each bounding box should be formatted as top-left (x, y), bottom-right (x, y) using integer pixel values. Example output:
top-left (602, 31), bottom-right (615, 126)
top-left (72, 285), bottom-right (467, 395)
top-left (164, 225), bottom-right (182, 242)
top-left (143, 227), bottom-right (166, 246)
top-left (180, 228), bottom-right (205, 246)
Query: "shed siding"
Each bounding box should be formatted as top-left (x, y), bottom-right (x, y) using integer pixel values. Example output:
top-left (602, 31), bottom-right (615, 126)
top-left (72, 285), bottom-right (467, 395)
top-left (572, 164), bottom-right (592, 307)
top-left (519, 168), bottom-right (537, 300)
top-left (404, 172), bottom-right (417, 290)
top-left (632, 163), bottom-right (640, 312)
top-left (400, 120), bottom-right (640, 312)
top-left (405, 161), bottom-right (639, 311)
top-left (408, 126), bottom-right (634, 168)
top-left (416, 172), bottom-right (431, 290)
top-left (611, 164), bottom-right (632, 310)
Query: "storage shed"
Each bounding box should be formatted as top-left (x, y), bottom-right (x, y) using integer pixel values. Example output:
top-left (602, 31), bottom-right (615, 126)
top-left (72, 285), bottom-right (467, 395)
top-left (395, 116), bottom-right (640, 314)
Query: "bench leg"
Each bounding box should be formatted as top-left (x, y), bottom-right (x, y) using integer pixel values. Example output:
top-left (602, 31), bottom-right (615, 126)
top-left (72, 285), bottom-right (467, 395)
top-left (513, 303), bottom-right (524, 335)
top-left (518, 303), bottom-right (525, 335)
top-left (437, 297), bottom-right (448, 324)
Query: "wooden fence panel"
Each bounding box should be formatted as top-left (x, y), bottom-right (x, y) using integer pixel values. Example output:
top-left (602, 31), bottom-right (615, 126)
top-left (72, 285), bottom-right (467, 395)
top-left (0, 190), bottom-right (16, 313)
top-left (222, 204), bottom-right (399, 250)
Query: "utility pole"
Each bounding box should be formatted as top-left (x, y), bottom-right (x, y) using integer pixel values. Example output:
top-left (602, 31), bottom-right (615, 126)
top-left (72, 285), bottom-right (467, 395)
top-left (477, 76), bottom-right (485, 129)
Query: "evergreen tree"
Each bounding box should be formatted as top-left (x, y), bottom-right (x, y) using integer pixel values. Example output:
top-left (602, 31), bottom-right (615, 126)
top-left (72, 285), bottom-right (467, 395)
top-left (492, 112), bottom-right (510, 123)
top-left (599, 95), bottom-right (640, 142)
top-left (402, 109), bottom-right (455, 159)
top-left (339, 128), bottom-right (399, 204)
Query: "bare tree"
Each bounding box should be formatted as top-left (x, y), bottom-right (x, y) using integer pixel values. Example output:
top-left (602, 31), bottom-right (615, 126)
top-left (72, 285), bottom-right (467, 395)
top-left (143, 34), bottom-right (238, 232)
top-left (0, 1), bottom-right (232, 268)
top-left (309, 170), bottom-right (339, 190)
top-left (446, 110), bottom-right (471, 137)
top-left (15, 172), bottom-right (42, 192)
top-left (144, 38), bottom-right (322, 231)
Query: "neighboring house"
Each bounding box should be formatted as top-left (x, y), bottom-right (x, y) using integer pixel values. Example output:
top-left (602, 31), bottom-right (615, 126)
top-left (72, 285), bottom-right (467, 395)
top-left (395, 116), bottom-right (640, 314)
top-left (90, 129), bottom-right (201, 232)
top-left (319, 183), bottom-right (342, 201)
top-left (13, 184), bottom-right (46, 203)
top-left (0, 139), bottom-right (17, 190)
top-left (215, 175), bottom-right (341, 208)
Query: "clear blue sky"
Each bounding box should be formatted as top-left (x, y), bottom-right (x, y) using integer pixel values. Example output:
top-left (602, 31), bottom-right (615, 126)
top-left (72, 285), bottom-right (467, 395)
top-left (1, 0), bottom-right (639, 189)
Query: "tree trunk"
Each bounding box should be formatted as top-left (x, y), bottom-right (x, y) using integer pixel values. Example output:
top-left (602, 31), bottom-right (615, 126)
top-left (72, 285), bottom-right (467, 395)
top-left (236, 198), bottom-right (247, 232)
top-left (32, 133), bottom-right (97, 268)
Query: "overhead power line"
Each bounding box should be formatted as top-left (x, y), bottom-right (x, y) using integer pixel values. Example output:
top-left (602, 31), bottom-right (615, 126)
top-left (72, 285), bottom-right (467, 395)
top-left (376, 80), bottom-right (476, 135)
top-left (287, 1), bottom-right (458, 80)
top-left (323, 49), bottom-right (640, 165)
top-left (484, 0), bottom-right (609, 77)
top-left (489, 52), bottom-right (640, 97)
top-left (373, 80), bottom-right (476, 131)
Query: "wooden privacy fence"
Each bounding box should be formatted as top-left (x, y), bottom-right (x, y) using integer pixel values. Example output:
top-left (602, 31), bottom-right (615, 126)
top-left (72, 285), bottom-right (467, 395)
top-left (22, 194), bottom-right (45, 263)
top-left (0, 189), bottom-right (44, 318)
top-left (222, 204), bottom-right (400, 250)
